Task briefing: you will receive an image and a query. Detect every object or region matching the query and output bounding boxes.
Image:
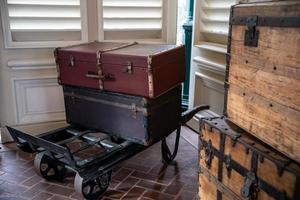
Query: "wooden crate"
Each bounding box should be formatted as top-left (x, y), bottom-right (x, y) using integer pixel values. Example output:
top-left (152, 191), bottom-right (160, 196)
top-left (198, 117), bottom-right (300, 200)
top-left (224, 0), bottom-right (300, 162)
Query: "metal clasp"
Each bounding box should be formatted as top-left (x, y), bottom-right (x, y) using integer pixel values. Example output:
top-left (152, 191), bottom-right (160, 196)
top-left (123, 61), bottom-right (133, 74)
top-left (69, 55), bottom-right (75, 68)
top-left (244, 16), bottom-right (259, 47)
top-left (131, 103), bottom-right (138, 118)
top-left (204, 140), bottom-right (214, 169)
top-left (240, 172), bottom-right (259, 199)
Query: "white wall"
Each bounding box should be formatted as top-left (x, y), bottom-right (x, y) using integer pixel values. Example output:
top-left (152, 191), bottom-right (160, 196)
top-left (0, 0), bottom-right (98, 142)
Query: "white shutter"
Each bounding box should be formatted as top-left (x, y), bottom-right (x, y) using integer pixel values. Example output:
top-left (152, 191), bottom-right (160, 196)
top-left (0, 0), bottom-right (88, 48)
top-left (99, 0), bottom-right (176, 43)
top-left (193, 0), bottom-right (236, 70)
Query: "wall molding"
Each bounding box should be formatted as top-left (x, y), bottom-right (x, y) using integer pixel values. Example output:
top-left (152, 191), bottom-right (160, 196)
top-left (193, 56), bottom-right (226, 75)
top-left (12, 76), bottom-right (65, 125)
top-left (195, 72), bottom-right (225, 94)
top-left (7, 58), bottom-right (56, 70)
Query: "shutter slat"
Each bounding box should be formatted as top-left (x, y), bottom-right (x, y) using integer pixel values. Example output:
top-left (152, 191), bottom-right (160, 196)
top-left (103, 0), bottom-right (161, 7)
top-left (103, 7), bottom-right (161, 18)
top-left (7, 0), bottom-right (80, 6)
top-left (102, 0), bottom-right (163, 40)
top-left (10, 18), bottom-right (81, 30)
top-left (8, 5), bottom-right (80, 18)
top-left (104, 19), bottom-right (162, 30)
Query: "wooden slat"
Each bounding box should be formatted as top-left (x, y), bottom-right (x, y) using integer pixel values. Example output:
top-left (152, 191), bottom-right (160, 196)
top-left (227, 85), bottom-right (300, 163)
top-left (229, 54), bottom-right (300, 111)
top-left (231, 26), bottom-right (300, 69)
top-left (233, 2), bottom-right (300, 17)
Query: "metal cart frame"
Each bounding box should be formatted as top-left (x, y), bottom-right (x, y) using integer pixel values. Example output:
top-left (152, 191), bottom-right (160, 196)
top-left (6, 105), bottom-right (208, 199)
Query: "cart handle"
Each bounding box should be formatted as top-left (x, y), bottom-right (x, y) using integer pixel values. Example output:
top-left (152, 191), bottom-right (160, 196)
top-left (181, 105), bottom-right (210, 125)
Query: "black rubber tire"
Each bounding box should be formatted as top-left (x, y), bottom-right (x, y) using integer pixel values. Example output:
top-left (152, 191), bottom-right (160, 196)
top-left (74, 170), bottom-right (112, 200)
top-left (34, 152), bottom-right (66, 181)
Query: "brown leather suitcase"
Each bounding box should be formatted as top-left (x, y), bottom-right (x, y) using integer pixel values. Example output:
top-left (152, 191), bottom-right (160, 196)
top-left (198, 117), bottom-right (300, 200)
top-left (55, 41), bottom-right (185, 98)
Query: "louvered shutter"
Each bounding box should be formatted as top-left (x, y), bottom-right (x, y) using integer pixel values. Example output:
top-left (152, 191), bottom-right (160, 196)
top-left (99, 0), bottom-right (174, 42)
top-left (1, 0), bottom-right (88, 48)
top-left (193, 0), bottom-right (237, 71)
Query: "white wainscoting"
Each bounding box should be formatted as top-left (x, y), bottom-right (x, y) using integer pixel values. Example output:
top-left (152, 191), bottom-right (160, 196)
top-left (7, 58), bottom-right (56, 70)
top-left (194, 72), bottom-right (225, 115)
top-left (13, 77), bottom-right (66, 124)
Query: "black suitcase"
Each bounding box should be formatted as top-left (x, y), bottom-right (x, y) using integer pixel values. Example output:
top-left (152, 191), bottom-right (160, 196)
top-left (63, 85), bottom-right (182, 146)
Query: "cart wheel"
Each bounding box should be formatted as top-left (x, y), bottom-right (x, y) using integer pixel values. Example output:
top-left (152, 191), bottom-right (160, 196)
top-left (17, 142), bottom-right (35, 153)
top-left (161, 127), bottom-right (181, 163)
top-left (34, 152), bottom-right (66, 181)
top-left (74, 170), bottom-right (112, 200)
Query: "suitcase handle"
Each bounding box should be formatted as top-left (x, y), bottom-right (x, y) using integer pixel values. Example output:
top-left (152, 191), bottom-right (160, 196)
top-left (85, 72), bottom-right (115, 81)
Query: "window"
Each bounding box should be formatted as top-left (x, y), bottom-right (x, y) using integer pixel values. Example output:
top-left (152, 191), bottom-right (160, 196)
top-left (98, 0), bottom-right (177, 43)
top-left (0, 0), bottom-right (88, 48)
top-left (193, 0), bottom-right (237, 72)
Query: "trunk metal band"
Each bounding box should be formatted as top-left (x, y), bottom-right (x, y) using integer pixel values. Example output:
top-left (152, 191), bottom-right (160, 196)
top-left (96, 42), bottom-right (138, 90)
top-left (64, 92), bottom-right (148, 116)
top-left (199, 166), bottom-right (244, 200)
top-left (231, 16), bottom-right (300, 27)
top-left (199, 137), bottom-right (294, 200)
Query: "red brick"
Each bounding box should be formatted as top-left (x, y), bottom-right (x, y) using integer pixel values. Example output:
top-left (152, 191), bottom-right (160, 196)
top-left (143, 190), bottom-right (175, 200)
top-left (116, 177), bottom-right (139, 192)
top-left (32, 192), bottom-right (53, 200)
top-left (47, 185), bottom-right (75, 197)
top-left (121, 187), bottom-right (146, 200)
top-left (112, 168), bottom-right (133, 182)
top-left (137, 180), bottom-right (166, 192)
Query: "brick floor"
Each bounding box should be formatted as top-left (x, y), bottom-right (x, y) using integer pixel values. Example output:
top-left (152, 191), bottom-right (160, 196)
top-left (0, 127), bottom-right (198, 200)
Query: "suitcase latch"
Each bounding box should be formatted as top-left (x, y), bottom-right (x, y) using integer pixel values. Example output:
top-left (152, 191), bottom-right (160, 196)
top-left (123, 62), bottom-right (133, 74)
top-left (241, 172), bottom-right (259, 199)
top-left (131, 103), bottom-right (138, 118)
top-left (244, 16), bottom-right (259, 47)
top-left (69, 55), bottom-right (75, 68)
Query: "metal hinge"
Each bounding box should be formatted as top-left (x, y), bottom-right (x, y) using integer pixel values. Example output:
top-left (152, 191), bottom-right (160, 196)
top-left (244, 16), bottom-right (259, 47)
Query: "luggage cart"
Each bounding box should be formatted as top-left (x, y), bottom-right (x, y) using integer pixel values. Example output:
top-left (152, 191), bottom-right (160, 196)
top-left (7, 105), bottom-right (208, 199)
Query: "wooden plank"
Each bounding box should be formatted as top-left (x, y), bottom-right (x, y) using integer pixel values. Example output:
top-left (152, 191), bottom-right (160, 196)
top-left (231, 26), bottom-right (300, 69)
top-left (199, 173), bottom-right (217, 200)
top-left (229, 54), bottom-right (300, 111)
top-left (233, 2), bottom-right (300, 18)
top-left (257, 157), bottom-right (297, 198)
top-left (227, 85), bottom-right (300, 162)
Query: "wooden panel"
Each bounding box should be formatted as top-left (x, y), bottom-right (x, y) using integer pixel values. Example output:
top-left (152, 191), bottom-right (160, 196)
top-left (199, 173), bottom-right (217, 200)
top-left (231, 26), bottom-right (300, 70)
top-left (227, 85), bottom-right (300, 162)
top-left (257, 158), bottom-right (296, 198)
top-left (229, 54), bottom-right (300, 110)
top-left (222, 166), bottom-right (245, 196)
top-left (224, 136), bottom-right (252, 170)
top-left (202, 124), bottom-right (221, 151)
top-left (233, 2), bottom-right (300, 17)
